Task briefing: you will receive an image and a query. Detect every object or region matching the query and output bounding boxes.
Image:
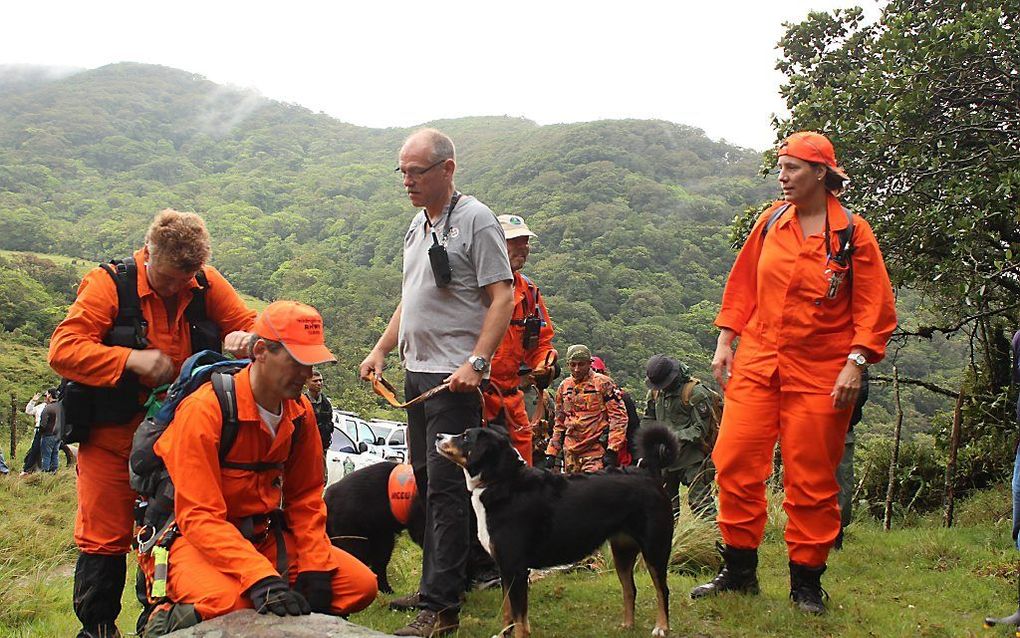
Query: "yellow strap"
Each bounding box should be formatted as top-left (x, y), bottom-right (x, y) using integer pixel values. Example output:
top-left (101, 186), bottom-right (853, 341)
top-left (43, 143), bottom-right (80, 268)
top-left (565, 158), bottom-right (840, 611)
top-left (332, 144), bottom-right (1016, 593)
top-left (151, 546), bottom-right (169, 599)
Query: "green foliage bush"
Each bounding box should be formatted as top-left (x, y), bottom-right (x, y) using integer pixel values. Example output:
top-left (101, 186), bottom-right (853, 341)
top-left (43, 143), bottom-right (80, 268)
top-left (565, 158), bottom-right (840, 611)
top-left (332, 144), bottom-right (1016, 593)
top-left (854, 434), bottom-right (946, 518)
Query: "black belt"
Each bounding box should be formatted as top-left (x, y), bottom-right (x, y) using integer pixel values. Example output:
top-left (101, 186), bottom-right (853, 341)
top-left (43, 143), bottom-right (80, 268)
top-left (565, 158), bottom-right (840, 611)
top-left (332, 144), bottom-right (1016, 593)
top-left (237, 510), bottom-right (289, 578)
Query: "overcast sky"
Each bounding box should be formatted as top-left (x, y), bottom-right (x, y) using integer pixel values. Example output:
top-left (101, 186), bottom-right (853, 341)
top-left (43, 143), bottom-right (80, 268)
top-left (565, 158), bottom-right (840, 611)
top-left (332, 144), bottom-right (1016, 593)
top-left (2, 1), bottom-right (881, 150)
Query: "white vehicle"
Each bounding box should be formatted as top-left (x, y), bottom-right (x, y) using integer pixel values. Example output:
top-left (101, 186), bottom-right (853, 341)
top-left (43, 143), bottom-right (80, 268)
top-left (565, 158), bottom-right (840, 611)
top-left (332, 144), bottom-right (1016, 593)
top-left (334, 411), bottom-right (376, 450)
top-left (325, 429), bottom-right (385, 488)
top-left (333, 410), bottom-right (408, 463)
top-left (368, 419), bottom-right (408, 464)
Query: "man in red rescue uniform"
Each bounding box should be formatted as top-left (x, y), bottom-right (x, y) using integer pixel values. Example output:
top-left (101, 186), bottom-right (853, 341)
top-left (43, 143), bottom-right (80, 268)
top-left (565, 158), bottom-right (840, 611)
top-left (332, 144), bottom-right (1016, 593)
top-left (49, 210), bottom-right (256, 638)
top-left (482, 214), bottom-right (557, 465)
top-left (142, 301), bottom-right (377, 634)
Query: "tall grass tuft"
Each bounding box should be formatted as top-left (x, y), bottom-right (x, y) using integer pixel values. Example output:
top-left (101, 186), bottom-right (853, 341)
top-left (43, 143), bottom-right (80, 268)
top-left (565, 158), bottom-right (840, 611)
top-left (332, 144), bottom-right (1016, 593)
top-left (670, 510), bottom-right (720, 574)
top-left (0, 470), bottom-right (79, 630)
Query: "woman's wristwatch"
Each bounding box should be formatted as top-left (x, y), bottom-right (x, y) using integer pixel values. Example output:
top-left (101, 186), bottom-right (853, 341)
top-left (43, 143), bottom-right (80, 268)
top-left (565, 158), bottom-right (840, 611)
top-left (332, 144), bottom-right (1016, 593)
top-left (847, 353), bottom-right (868, 369)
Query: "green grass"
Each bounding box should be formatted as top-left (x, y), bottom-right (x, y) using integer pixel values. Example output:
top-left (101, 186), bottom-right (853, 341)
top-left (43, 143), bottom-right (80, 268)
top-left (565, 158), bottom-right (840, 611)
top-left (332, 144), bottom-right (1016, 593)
top-left (0, 475), bottom-right (1016, 637)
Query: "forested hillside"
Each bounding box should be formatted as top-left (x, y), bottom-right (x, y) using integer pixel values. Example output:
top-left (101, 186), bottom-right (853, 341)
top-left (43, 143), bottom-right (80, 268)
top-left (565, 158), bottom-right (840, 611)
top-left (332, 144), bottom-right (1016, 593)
top-left (0, 63), bottom-right (774, 394)
top-left (0, 59), bottom-right (984, 513)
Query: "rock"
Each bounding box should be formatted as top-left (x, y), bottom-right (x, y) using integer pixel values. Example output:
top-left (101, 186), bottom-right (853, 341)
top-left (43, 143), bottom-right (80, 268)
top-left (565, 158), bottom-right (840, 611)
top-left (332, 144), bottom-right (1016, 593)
top-left (164, 610), bottom-right (395, 637)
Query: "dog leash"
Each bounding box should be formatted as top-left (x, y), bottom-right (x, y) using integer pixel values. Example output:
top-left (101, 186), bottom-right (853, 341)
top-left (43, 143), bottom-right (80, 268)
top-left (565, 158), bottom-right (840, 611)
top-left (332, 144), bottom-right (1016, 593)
top-left (371, 374), bottom-right (450, 409)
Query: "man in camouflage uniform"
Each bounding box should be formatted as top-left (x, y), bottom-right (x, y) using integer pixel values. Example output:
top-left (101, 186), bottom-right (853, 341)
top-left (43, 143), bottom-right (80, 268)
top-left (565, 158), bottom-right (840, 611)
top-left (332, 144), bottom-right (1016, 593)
top-left (643, 354), bottom-right (717, 519)
top-left (546, 344), bottom-right (627, 473)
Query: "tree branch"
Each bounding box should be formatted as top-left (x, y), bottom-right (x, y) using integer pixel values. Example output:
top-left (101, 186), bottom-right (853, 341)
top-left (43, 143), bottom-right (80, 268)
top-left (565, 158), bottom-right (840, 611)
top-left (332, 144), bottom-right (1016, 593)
top-left (893, 301), bottom-right (1020, 339)
top-left (870, 374), bottom-right (957, 398)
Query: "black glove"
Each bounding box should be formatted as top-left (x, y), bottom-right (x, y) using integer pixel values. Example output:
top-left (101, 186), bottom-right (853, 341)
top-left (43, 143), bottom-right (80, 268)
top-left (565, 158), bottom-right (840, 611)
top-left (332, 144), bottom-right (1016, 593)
top-left (247, 576), bottom-right (311, 616)
top-left (294, 571), bottom-right (334, 613)
top-left (603, 449), bottom-right (619, 468)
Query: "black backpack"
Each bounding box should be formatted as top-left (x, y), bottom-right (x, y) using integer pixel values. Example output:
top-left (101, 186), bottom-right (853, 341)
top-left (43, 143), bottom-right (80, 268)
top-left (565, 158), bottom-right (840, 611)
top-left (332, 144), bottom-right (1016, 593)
top-left (59, 257), bottom-right (222, 444)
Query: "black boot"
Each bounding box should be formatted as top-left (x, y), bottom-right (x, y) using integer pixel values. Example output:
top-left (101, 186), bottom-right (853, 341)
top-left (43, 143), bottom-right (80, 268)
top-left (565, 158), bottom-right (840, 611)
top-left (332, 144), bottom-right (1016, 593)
top-left (74, 552), bottom-right (126, 638)
top-left (690, 541), bottom-right (760, 599)
top-left (789, 562), bottom-right (829, 614)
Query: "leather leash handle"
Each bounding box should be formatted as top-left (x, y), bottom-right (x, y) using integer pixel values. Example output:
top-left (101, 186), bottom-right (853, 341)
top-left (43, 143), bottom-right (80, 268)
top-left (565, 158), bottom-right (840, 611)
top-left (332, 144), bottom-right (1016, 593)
top-left (371, 374), bottom-right (451, 409)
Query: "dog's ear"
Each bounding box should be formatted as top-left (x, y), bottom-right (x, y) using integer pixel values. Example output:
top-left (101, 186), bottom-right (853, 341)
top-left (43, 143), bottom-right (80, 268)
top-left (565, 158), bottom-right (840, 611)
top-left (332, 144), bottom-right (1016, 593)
top-left (485, 422), bottom-right (510, 439)
top-left (462, 428), bottom-right (492, 473)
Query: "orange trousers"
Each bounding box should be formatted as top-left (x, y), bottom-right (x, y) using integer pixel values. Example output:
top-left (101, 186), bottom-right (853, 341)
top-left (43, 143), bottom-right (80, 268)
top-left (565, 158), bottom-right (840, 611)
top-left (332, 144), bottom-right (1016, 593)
top-left (149, 530), bottom-right (377, 619)
top-left (75, 438), bottom-right (137, 554)
top-left (483, 388), bottom-right (533, 465)
top-left (712, 372), bottom-right (852, 567)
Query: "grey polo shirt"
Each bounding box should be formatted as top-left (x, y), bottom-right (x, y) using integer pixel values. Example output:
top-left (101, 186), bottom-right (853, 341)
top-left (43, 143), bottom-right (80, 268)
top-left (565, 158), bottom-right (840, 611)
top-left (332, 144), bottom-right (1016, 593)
top-left (399, 194), bottom-right (512, 374)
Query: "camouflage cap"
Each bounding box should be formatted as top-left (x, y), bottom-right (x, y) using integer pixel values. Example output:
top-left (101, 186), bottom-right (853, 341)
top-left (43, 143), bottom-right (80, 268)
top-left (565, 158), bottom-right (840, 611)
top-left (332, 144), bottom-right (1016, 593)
top-left (498, 214), bottom-right (538, 240)
top-left (566, 344), bottom-right (592, 362)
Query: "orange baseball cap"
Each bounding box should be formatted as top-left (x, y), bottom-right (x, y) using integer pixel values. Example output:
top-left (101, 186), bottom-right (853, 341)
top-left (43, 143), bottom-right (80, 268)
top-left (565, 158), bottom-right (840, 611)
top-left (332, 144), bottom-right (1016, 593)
top-left (778, 131), bottom-right (848, 179)
top-left (253, 301), bottom-right (336, 365)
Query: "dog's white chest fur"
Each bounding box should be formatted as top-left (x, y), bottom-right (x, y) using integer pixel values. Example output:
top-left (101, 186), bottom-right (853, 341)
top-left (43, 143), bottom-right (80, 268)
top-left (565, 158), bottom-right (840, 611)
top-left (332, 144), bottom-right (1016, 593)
top-left (464, 470), bottom-right (494, 556)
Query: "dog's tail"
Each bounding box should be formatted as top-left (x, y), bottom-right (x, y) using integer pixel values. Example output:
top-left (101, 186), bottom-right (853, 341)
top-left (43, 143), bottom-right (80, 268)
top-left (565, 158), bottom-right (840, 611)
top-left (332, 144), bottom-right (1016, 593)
top-left (636, 423), bottom-right (680, 476)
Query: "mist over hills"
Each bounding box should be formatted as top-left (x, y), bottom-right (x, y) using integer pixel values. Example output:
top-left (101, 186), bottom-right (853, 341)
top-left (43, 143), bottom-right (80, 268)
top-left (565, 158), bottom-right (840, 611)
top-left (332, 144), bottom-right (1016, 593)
top-left (0, 61), bottom-right (775, 402)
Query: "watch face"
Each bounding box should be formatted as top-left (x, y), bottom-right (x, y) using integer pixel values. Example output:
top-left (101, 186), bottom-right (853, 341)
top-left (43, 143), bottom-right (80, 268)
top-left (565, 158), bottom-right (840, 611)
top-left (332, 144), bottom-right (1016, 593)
top-left (472, 357), bottom-right (486, 372)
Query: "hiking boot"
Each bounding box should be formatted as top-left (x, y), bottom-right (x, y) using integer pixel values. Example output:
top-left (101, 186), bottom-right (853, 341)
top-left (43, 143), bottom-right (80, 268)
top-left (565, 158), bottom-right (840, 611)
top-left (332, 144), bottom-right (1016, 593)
top-left (142, 603), bottom-right (201, 637)
top-left (388, 591), bottom-right (422, 612)
top-left (393, 609), bottom-right (460, 637)
top-left (690, 541), bottom-right (760, 599)
top-left (789, 562), bottom-right (829, 614)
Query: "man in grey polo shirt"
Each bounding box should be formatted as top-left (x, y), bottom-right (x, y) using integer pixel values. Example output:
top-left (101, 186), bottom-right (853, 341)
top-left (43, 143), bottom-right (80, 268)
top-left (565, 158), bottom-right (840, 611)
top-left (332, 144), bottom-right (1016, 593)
top-left (360, 128), bottom-right (513, 637)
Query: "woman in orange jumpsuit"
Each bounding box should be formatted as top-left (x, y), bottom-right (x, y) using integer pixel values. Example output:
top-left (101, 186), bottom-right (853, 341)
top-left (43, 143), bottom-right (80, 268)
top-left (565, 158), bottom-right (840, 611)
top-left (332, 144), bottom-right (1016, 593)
top-left (690, 132), bottom-right (896, 614)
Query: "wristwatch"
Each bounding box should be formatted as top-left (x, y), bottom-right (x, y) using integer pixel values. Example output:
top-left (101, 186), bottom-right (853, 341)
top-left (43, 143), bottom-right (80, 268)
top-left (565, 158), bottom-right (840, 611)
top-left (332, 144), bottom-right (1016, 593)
top-left (847, 353), bottom-right (868, 369)
top-left (468, 355), bottom-right (489, 373)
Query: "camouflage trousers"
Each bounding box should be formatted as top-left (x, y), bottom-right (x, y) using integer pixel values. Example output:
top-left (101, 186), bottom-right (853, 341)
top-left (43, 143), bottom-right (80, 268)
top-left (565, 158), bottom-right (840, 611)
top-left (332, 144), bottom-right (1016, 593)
top-left (564, 447), bottom-right (605, 474)
top-left (663, 454), bottom-right (717, 520)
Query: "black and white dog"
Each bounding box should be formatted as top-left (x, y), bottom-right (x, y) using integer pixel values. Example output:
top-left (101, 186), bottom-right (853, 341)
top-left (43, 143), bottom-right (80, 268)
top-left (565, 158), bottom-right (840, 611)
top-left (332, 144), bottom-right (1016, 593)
top-left (436, 425), bottom-right (678, 638)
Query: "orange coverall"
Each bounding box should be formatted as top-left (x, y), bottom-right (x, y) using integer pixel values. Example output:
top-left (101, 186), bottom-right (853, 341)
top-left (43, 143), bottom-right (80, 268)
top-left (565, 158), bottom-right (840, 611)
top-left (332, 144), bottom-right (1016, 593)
top-left (713, 195), bottom-right (896, 567)
top-left (483, 271), bottom-right (555, 465)
top-left (48, 248), bottom-right (256, 555)
top-left (148, 367), bottom-right (377, 618)
top-left (548, 372), bottom-right (628, 473)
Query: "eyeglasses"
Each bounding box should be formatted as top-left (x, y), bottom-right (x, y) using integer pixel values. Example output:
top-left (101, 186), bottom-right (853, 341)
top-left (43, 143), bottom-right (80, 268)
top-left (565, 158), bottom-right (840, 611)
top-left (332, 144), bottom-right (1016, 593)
top-left (395, 160), bottom-right (444, 179)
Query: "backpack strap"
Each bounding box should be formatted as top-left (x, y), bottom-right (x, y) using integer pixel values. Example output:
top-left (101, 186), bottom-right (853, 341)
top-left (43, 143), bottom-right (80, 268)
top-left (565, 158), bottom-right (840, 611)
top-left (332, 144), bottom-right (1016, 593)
top-left (101, 257), bottom-right (148, 349)
top-left (679, 379), bottom-right (699, 407)
top-left (211, 372), bottom-right (239, 463)
top-left (184, 269), bottom-right (209, 326)
top-left (509, 273), bottom-right (543, 326)
top-left (831, 205), bottom-right (856, 268)
top-left (184, 269), bottom-right (223, 355)
top-left (211, 371), bottom-right (288, 473)
top-left (761, 203), bottom-right (792, 239)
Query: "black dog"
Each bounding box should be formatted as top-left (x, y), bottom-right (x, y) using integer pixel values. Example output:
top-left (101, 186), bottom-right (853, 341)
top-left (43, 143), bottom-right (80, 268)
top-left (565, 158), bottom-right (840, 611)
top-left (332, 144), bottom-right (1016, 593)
top-left (436, 425), bottom-right (678, 638)
top-left (324, 461), bottom-right (425, 593)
